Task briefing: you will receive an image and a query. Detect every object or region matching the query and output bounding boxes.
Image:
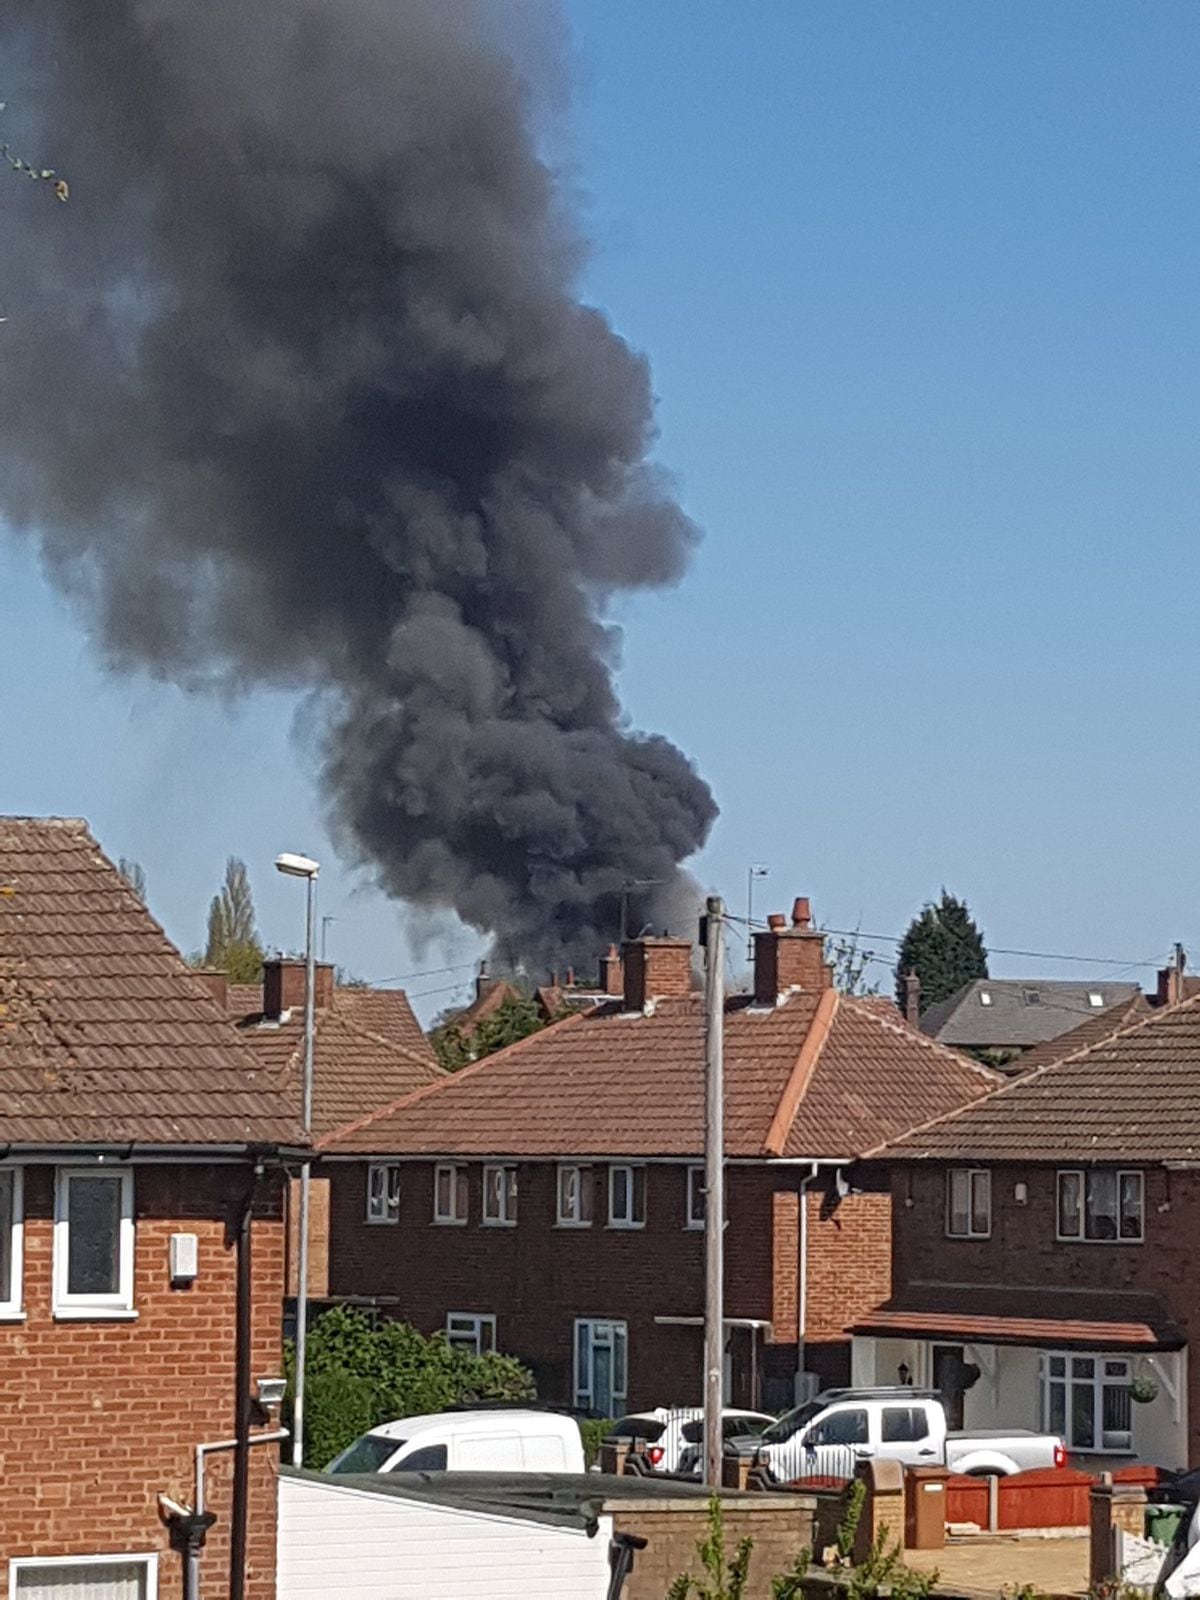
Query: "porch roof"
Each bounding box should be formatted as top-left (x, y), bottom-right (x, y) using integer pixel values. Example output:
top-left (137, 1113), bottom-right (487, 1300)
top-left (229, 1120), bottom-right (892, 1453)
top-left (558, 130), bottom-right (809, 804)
top-left (850, 1284), bottom-right (1185, 1351)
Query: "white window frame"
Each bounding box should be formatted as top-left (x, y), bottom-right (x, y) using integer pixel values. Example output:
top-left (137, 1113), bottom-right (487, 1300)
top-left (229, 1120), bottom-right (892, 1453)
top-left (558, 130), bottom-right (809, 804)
top-left (573, 1317), bottom-right (628, 1414)
top-left (10, 1551), bottom-right (159, 1598)
top-left (366, 1162), bottom-right (401, 1225)
top-left (686, 1164), bottom-right (705, 1230)
top-left (945, 1167), bottom-right (991, 1239)
top-left (0, 1167), bottom-right (25, 1318)
top-left (1056, 1168), bottom-right (1144, 1244)
top-left (556, 1163), bottom-right (593, 1228)
top-left (1039, 1351), bottom-right (1134, 1454)
top-left (607, 1164), bottom-right (646, 1229)
top-left (433, 1163), bottom-right (468, 1226)
top-left (446, 1312), bottom-right (497, 1357)
top-left (53, 1166), bottom-right (135, 1319)
top-left (482, 1164), bottom-right (517, 1227)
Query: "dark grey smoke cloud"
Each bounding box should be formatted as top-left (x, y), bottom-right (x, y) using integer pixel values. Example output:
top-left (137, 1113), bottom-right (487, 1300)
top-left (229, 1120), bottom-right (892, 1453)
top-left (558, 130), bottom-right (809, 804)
top-left (0, 0), bottom-right (717, 965)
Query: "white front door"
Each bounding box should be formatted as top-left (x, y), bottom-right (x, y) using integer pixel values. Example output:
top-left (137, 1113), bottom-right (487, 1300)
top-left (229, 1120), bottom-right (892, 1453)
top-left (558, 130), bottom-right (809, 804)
top-left (575, 1318), bottom-right (628, 1417)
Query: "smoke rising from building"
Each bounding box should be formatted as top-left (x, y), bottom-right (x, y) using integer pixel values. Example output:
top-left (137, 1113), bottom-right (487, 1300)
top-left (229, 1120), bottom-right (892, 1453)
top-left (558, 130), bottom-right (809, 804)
top-left (0, 1), bottom-right (717, 964)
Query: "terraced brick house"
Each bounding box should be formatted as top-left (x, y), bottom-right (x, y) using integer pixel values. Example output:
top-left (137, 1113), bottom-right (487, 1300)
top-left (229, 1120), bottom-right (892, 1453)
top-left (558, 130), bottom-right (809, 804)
top-left (0, 817), bottom-right (303, 1600)
top-left (852, 994), bottom-right (1200, 1470)
top-left (315, 899), bottom-right (997, 1418)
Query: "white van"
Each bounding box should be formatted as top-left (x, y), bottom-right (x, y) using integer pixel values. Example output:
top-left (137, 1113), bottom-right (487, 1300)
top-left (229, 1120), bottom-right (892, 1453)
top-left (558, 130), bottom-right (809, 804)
top-left (325, 1408), bottom-right (586, 1476)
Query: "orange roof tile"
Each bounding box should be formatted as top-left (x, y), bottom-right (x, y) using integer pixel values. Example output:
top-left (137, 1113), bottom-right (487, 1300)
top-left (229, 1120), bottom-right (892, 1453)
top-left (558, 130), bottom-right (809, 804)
top-left (0, 817), bottom-right (301, 1146)
top-left (321, 987), bottom-right (998, 1159)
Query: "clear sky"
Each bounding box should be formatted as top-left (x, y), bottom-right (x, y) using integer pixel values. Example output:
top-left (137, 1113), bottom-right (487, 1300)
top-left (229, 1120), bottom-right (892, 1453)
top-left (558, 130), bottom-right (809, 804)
top-left (4, 1), bottom-right (1198, 1013)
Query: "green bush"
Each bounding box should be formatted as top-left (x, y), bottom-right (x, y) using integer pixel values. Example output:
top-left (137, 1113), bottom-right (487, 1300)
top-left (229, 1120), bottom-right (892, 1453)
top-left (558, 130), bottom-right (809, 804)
top-left (579, 1417), bottom-right (615, 1468)
top-left (286, 1305), bottom-right (536, 1468)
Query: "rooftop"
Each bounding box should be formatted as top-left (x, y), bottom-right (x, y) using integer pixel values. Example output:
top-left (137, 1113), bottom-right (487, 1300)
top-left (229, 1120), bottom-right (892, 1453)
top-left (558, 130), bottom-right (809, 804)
top-left (920, 978), bottom-right (1141, 1050)
top-left (0, 816), bottom-right (302, 1147)
top-left (879, 990), bottom-right (1200, 1163)
top-left (321, 980), bottom-right (999, 1160)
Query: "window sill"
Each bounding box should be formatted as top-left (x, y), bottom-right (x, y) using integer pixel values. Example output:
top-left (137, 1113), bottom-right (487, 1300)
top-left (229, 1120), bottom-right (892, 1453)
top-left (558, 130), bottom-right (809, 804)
top-left (432, 1217), bottom-right (468, 1227)
top-left (1055, 1237), bottom-right (1144, 1246)
top-left (944, 1232), bottom-right (991, 1241)
top-left (366, 1217), bottom-right (400, 1227)
top-left (53, 1306), bottom-right (138, 1322)
top-left (481, 1219), bottom-right (517, 1229)
top-left (554, 1220), bottom-right (593, 1230)
top-left (607, 1222), bottom-right (646, 1232)
top-left (0, 1310), bottom-right (25, 1322)
top-left (684, 1222), bottom-right (705, 1232)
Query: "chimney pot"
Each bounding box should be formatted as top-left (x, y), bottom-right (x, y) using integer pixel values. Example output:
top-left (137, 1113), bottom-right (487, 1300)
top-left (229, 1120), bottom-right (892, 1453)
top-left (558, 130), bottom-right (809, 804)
top-left (754, 895), bottom-right (831, 1003)
top-left (767, 913), bottom-right (787, 931)
top-left (903, 969), bottom-right (921, 1027)
top-left (599, 944), bottom-right (624, 996)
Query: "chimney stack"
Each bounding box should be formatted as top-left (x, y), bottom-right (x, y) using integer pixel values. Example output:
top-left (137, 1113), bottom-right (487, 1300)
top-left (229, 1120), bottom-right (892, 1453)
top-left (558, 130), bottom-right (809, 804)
top-left (1156, 943), bottom-right (1188, 1008)
top-left (753, 896), bottom-right (832, 1005)
top-left (623, 936), bottom-right (692, 1011)
top-left (195, 968), bottom-right (229, 1011)
top-left (903, 970), bottom-right (921, 1027)
top-left (263, 957), bottom-right (335, 1019)
top-left (599, 944), bottom-right (624, 996)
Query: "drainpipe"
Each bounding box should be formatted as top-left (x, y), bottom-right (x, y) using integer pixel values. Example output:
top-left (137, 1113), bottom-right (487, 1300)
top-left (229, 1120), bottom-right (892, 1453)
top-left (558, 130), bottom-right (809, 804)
top-left (229, 1170), bottom-right (258, 1600)
top-left (797, 1161), bottom-right (820, 1391)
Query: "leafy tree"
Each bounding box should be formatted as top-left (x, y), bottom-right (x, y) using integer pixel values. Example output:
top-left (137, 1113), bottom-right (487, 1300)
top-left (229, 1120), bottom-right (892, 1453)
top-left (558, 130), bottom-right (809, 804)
top-left (286, 1305), bottom-right (536, 1468)
top-left (203, 856), bottom-right (264, 983)
top-left (117, 857), bottom-right (147, 902)
top-left (895, 890), bottom-right (988, 1014)
top-left (432, 991), bottom-right (546, 1072)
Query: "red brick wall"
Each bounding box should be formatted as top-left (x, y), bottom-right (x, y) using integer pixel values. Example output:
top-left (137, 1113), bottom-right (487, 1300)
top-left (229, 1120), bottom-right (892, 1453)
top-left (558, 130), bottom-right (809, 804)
top-left (890, 1163), bottom-right (1200, 1459)
top-left (0, 1164), bottom-right (284, 1600)
top-left (323, 1160), bottom-right (894, 1415)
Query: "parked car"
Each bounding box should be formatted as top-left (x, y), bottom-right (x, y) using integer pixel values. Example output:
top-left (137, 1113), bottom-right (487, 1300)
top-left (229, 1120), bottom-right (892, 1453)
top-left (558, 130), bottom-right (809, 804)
top-left (729, 1387), bottom-right (1065, 1483)
top-left (676, 1413), bottom-right (775, 1478)
top-left (609, 1408), bottom-right (774, 1474)
top-left (326, 1407), bottom-right (586, 1475)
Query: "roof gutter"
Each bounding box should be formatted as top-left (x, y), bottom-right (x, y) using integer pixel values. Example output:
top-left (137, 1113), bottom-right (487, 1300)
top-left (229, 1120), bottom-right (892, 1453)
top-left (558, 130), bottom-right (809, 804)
top-left (0, 1142), bottom-right (309, 1164)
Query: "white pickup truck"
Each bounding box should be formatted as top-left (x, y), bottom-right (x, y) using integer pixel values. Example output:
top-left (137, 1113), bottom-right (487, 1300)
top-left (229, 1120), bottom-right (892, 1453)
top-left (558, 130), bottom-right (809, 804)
top-left (741, 1388), bottom-right (1066, 1483)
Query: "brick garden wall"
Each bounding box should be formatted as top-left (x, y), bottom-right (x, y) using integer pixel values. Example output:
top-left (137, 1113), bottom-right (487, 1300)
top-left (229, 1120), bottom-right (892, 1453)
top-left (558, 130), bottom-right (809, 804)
top-left (0, 1164), bottom-right (284, 1600)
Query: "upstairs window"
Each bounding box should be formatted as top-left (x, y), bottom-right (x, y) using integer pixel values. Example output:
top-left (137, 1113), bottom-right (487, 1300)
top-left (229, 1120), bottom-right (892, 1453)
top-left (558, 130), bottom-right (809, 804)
top-left (366, 1162), bottom-right (400, 1225)
top-left (54, 1167), bottom-right (135, 1317)
top-left (433, 1163), bottom-right (468, 1226)
top-left (608, 1165), bottom-right (646, 1229)
top-left (482, 1165), bottom-right (517, 1227)
top-left (945, 1168), bottom-right (991, 1238)
top-left (0, 1168), bottom-right (24, 1316)
top-left (1057, 1169), bottom-right (1143, 1243)
top-left (557, 1164), bottom-right (593, 1227)
top-left (686, 1165), bottom-right (705, 1229)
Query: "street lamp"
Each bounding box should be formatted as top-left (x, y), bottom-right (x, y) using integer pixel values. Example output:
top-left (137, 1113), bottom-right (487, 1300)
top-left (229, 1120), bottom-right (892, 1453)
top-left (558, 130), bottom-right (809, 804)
top-left (274, 850), bottom-right (319, 1469)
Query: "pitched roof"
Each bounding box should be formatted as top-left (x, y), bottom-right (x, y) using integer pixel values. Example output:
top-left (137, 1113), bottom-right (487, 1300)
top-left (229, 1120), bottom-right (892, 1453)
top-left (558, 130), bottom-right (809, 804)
top-left (1008, 991), bottom-right (1150, 1075)
top-left (229, 985), bottom-right (441, 1138)
top-left (880, 992), bottom-right (1200, 1163)
top-left (0, 817), bottom-right (302, 1146)
top-left (851, 1284), bottom-right (1183, 1351)
top-left (920, 979), bottom-right (1141, 1049)
top-left (321, 987), bottom-right (999, 1159)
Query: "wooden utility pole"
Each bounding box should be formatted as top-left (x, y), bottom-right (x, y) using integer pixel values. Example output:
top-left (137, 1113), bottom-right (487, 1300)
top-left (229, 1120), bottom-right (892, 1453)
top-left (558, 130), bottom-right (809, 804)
top-left (703, 895), bottom-right (726, 1489)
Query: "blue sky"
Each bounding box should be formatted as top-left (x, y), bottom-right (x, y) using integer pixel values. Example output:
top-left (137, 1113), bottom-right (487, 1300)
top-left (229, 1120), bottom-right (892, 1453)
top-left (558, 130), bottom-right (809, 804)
top-left (4, 1), bottom-right (1199, 1011)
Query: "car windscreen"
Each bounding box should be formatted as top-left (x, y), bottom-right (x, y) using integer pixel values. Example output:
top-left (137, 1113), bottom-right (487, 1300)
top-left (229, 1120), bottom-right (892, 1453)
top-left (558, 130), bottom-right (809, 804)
top-left (761, 1401), bottom-right (822, 1444)
top-left (610, 1417), bottom-right (666, 1443)
top-left (326, 1433), bottom-right (403, 1473)
top-left (680, 1417), bottom-right (770, 1444)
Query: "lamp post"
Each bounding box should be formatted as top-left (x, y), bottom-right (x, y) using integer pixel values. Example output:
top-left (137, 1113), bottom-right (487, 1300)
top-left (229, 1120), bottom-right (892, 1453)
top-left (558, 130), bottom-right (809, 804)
top-left (274, 850), bottom-right (319, 1469)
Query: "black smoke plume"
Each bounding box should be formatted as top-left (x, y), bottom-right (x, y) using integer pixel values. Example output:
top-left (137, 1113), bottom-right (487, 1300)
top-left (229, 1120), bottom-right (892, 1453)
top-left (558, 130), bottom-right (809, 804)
top-left (0, 1), bottom-right (717, 966)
